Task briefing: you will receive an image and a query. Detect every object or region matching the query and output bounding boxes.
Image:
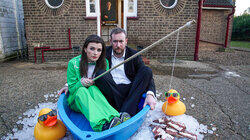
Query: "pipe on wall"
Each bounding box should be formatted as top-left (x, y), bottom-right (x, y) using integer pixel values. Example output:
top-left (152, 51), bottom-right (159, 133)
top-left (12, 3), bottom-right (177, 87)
top-left (224, 7), bottom-right (235, 48)
top-left (34, 46), bottom-right (50, 63)
top-left (194, 0), bottom-right (205, 61)
top-left (199, 39), bottom-right (224, 46)
top-left (41, 28), bottom-right (72, 63)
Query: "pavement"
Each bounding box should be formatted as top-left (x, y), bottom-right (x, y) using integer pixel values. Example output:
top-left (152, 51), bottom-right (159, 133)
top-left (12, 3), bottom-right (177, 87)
top-left (0, 57), bottom-right (249, 139)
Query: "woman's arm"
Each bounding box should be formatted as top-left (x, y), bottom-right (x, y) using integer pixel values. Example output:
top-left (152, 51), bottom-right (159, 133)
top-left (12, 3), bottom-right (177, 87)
top-left (67, 60), bottom-right (83, 94)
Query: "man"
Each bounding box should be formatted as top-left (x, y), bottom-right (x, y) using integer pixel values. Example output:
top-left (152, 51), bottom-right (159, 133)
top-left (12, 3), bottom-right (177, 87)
top-left (94, 27), bottom-right (156, 116)
top-left (59, 28), bottom-right (156, 116)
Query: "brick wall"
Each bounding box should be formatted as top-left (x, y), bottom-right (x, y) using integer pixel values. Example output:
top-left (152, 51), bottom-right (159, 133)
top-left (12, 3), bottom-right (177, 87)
top-left (200, 9), bottom-right (233, 48)
top-left (23, 0), bottom-right (97, 62)
top-left (0, 0), bottom-right (26, 59)
top-left (23, 0), bottom-right (198, 62)
top-left (127, 0), bottom-right (198, 60)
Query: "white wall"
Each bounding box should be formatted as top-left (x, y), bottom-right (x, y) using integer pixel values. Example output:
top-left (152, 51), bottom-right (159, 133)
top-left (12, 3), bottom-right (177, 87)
top-left (0, 0), bottom-right (26, 58)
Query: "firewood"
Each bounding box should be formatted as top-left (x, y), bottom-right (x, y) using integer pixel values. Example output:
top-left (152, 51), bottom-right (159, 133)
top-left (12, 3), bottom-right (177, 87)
top-left (152, 126), bottom-right (175, 140)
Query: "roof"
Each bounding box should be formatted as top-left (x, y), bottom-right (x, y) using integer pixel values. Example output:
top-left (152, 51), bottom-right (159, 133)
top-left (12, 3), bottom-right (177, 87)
top-left (203, 0), bottom-right (235, 7)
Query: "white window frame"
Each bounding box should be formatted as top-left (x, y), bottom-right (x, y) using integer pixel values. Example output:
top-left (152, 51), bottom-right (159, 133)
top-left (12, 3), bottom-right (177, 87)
top-left (124, 0), bottom-right (138, 32)
top-left (125, 0), bottom-right (137, 17)
top-left (159, 0), bottom-right (178, 9)
top-left (45, 0), bottom-right (64, 9)
top-left (86, 0), bottom-right (98, 17)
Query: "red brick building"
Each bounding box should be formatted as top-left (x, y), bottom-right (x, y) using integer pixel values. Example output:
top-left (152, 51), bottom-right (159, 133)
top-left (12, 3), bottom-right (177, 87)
top-left (22, 0), bottom-right (234, 62)
top-left (200, 0), bottom-right (235, 51)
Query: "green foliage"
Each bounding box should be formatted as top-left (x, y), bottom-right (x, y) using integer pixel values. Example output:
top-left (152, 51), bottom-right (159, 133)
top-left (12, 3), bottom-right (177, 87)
top-left (232, 14), bottom-right (250, 41)
top-left (231, 41), bottom-right (250, 49)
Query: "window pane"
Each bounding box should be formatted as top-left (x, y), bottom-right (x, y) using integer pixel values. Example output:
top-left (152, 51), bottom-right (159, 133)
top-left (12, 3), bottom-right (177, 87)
top-left (128, 0), bottom-right (134, 13)
top-left (160, 0), bottom-right (176, 8)
top-left (47, 0), bottom-right (64, 7)
top-left (90, 4), bottom-right (95, 13)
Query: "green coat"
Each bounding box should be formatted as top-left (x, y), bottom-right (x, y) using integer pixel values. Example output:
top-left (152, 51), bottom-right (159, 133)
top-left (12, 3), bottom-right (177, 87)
top-left (67, 55), bottom-right (119, 131)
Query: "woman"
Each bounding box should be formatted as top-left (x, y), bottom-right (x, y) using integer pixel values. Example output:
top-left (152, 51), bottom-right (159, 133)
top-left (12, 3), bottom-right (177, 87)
top-left (66, 35), bottom-right (129, 132)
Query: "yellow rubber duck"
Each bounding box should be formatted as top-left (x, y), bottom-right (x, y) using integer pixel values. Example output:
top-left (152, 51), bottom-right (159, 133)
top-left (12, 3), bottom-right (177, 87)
top-left (162, 89), bottom-right (186, 116)
top-left (34, 108), bottom-right (66, 140)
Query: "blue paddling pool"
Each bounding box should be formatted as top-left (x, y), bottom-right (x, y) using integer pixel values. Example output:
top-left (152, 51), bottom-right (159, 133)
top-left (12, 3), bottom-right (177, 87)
top-left (57, 93), bottom-right (150, 140)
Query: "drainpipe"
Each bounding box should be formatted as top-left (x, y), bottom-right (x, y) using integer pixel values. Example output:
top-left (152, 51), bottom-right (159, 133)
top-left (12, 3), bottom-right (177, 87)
top-left (41, 28), bottom-right (72, 63)
top-left (194, 0), bottom-right (205, 61)
top-left (34, 46), bottom-right (50, 63)
top-left (224, 7), bottom-right (235, 48)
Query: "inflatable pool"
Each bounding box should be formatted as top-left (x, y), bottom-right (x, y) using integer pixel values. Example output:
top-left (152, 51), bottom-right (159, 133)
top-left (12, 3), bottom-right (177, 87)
top-left (57, 93), bottom-right (150, 140)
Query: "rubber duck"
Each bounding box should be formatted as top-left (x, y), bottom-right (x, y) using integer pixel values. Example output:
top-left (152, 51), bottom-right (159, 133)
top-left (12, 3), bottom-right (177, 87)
top-left (162, 89), bottom-right (186, 116)
top-left (34, 108), bottom-right (66, 140)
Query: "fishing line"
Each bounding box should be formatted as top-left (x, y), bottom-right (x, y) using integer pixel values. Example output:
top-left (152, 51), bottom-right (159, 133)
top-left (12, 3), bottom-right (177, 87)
top-left (168, 30), bottom-right (180, 90)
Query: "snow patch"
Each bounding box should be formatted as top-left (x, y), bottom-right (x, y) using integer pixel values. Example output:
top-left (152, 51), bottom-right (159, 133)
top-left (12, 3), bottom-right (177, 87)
top-left (224, 71), bottom-right (240, 78)
top-left (3, 102), bottom-right (57, 140)
top-left (3, 98), bottom-right (214, 140)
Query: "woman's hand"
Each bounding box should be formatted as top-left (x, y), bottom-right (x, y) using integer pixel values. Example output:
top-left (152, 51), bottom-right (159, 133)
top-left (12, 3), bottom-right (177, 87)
top-left (58, 84), bottom-right (69, 95)
top-left (81, 78), bottom-right (94, 87)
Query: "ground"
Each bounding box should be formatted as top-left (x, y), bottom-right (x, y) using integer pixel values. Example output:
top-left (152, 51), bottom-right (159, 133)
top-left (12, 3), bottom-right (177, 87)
top-left (0, 48), bottom-right (249, 139)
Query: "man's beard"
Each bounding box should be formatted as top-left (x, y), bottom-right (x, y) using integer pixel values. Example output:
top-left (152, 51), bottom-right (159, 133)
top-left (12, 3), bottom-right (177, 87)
top-left (114, 48), bottom-right (124, 56)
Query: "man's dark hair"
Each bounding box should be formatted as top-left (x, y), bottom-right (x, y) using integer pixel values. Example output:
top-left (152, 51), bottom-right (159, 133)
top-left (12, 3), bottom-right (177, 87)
top-left (110, 27), bottom-right (127, 38)
top-left (80, 35), bottom-right (106, 78)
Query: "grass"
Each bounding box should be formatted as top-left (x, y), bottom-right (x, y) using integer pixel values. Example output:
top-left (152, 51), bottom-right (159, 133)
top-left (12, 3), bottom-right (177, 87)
top-left (230, 41), bottom-right (250, 49)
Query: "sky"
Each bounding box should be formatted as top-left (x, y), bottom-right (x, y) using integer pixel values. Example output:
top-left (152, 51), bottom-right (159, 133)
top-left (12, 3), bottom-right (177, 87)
top-left (235, 0), bottom-right (250, 16)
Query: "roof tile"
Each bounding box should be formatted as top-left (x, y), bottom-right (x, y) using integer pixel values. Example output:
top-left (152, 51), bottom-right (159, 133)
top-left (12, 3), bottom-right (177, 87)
top-left (203, 0), bottom-right (235, 7)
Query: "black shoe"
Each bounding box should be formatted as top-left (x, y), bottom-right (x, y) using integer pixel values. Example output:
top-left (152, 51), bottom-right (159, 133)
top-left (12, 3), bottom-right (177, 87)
top-left (109, 117), bottom-right (122, 129)
top-left (102, 117), bottom-right (122, 131)
top-left (120, 112), bottom-right (131, 122)
top-left (102, 121), bottom-right (110, 131)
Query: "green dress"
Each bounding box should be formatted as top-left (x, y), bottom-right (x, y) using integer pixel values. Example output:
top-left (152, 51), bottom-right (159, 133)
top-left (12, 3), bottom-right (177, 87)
top-left (67, 55), bottom-right (119, 131)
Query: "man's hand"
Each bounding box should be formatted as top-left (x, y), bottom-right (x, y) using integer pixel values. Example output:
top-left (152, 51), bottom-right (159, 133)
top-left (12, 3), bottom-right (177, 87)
top-left (58, 85), bottom-right (69, 95)
top-left (143, 94), bottom-right (156, 110)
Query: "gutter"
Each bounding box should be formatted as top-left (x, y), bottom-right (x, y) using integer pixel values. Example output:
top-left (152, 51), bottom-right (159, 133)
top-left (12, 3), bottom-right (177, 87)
top-left (41, 28), bottom-right (72, 63)
top-left (202, 7), bottom-right (232, 10)
top-left (224, 7), bottom-right (235, 48)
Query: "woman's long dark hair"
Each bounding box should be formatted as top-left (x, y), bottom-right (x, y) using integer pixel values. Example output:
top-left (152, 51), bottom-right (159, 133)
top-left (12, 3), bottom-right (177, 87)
top-left (80, 35), bottom-right (106, 78)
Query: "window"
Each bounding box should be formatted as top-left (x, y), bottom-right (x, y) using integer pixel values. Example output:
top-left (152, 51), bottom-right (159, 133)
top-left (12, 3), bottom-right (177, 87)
top-left (159, 0), bottom-right (178, 9)
top-left (128, 0), bottom-right (134, 13)
top-left (153, 0), bottom-right (186, 17)
top-left (36, 0), bottom-right (71, 16)
top-left (45, 0), bottom-right (64, 9)
top-left (86, 0), bottom-right (98, 17)
top-left (126, 0), bottom-right (137, 17)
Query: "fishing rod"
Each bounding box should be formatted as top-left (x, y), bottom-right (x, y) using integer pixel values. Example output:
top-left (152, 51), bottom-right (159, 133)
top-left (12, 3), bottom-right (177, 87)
top-left (93, 19), bottom-right (196, 81)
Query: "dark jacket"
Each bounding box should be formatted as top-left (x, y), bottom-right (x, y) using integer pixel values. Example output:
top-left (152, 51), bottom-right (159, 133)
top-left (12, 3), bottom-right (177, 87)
top-left (106, 46), bottom-right (156, 94)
